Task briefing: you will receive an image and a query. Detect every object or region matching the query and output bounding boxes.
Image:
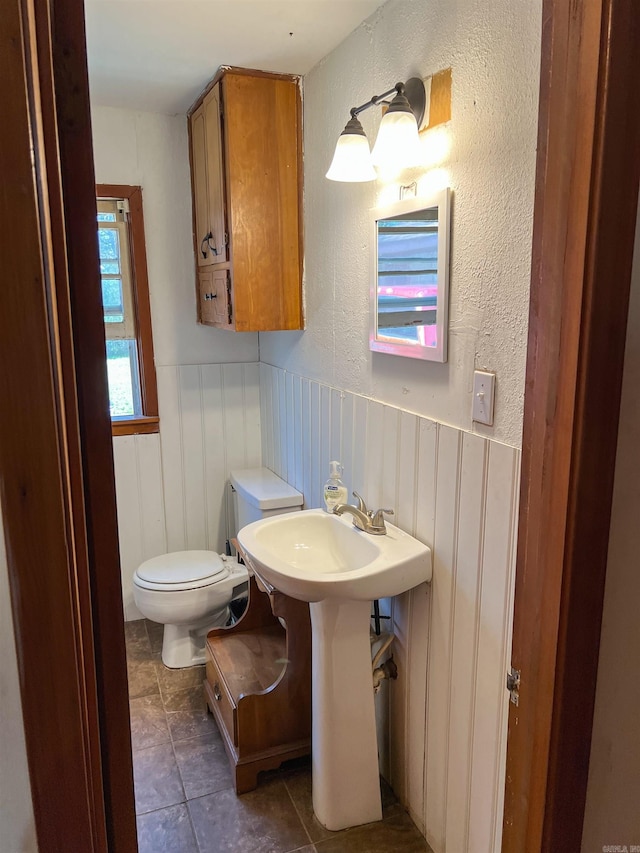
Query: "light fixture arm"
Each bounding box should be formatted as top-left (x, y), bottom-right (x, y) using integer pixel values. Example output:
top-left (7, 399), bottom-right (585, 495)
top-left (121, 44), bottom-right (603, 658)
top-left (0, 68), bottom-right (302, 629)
top-left (348, 78), bottom-right (426, 128)
top-left (350, 83), bottom-right (403, 118)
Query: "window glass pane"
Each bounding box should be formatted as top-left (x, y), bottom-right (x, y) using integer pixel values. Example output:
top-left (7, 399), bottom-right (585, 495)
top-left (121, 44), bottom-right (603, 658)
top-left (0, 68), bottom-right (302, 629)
top-left (106, 339), bottom-right (142, 417)
top-left (98, 193), bottom-right (146, 423)
top-left (102, 276), bottom-right (124, 321)
top-left (98, 228), bottom-right (121, 272)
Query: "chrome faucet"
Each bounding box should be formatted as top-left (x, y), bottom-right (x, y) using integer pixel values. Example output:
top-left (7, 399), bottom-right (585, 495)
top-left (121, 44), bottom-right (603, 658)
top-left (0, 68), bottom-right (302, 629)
top-left (333, 491), bottom-right (394, 535)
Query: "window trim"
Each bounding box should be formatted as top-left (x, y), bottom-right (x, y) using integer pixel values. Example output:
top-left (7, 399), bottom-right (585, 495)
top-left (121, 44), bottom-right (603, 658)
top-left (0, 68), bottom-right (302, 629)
top-left (97, 184), bottom-right (159, 436)
top-left (111, 416), bottom-right (160, 437)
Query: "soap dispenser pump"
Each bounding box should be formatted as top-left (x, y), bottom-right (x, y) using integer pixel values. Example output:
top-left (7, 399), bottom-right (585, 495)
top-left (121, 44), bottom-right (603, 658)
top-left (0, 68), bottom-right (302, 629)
top-left (323, 461), bottom-right (348, 513)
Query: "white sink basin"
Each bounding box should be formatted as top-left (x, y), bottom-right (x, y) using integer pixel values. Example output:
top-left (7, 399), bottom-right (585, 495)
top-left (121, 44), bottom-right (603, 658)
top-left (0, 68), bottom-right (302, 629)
top-left (237, 507), bottom-right (432, 833)
top-left (237, 508), bottom-right (432, 602)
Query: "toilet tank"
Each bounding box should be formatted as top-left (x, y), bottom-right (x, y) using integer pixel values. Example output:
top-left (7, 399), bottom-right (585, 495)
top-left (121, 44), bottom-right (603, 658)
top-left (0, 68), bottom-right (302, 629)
top-left (230, 468), bottom-right (303, 532)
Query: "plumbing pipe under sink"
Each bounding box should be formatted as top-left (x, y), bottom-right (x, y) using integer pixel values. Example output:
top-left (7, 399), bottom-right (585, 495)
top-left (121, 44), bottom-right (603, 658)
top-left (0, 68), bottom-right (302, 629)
top-left (371, 631), bottom-right (397, 693)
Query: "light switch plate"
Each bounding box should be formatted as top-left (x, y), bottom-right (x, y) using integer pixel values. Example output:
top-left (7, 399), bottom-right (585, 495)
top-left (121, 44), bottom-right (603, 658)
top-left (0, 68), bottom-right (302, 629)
top-left (472, 370), bottom-right (496, 425)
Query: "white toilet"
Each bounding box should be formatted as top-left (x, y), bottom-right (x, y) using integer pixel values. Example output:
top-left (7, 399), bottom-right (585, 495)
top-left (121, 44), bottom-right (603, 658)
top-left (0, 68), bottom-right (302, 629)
top-left (133, 467), bottom-right (303, 669)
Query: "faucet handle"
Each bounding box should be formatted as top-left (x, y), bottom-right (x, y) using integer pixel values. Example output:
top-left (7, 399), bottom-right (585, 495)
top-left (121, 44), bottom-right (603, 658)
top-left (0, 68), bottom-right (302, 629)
top-left (371, 508), bottom-right (394, 529)
top-left (352, 491), bottom-right (368, 514)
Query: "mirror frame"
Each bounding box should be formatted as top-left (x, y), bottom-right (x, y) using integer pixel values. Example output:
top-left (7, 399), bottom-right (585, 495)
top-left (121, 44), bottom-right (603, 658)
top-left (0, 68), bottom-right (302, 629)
top-left (370, 188), bottom-right (451, 362)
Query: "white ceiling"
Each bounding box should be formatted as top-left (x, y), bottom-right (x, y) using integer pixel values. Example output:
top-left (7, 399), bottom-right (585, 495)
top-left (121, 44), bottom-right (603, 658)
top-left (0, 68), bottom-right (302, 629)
top-left (85, 0), bottom-right (387, 114)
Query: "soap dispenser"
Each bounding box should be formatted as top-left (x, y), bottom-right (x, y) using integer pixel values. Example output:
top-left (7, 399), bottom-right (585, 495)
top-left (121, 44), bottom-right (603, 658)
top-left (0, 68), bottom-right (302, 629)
top-left (323, 461), bottom-right (348, 513)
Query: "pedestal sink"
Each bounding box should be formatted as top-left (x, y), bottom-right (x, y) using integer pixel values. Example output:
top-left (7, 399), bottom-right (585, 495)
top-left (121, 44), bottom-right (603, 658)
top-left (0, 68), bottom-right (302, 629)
top-left (237, 508), bottom-right (432, 831)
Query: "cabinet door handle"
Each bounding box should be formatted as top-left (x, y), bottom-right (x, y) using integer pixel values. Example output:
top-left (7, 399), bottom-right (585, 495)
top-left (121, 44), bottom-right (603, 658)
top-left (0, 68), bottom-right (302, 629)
top-left (201, 231), bottom-right (219, 258)
top-left (213, 683), bottom-right (222, 701)
top-left (203, 292), bottom-right (217, 301)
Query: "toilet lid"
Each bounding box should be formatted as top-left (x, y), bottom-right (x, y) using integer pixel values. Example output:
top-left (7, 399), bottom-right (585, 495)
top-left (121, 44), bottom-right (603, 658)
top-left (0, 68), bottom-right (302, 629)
top-left (136, 551), bottom-right (227, 585)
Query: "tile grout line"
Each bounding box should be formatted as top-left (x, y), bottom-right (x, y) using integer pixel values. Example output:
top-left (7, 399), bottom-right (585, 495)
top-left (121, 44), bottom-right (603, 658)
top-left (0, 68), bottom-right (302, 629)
top-left (282, 777), bottom-right (315, 849)
top-left (152, 655), bottom-right (235, 809)
top-left (130, 621), bottom-right (197, 841)
top-left (185, 801), bottom-right (201, 853)
top-left (135, 623), bottom-right (161, 699)
top-left (135, 795), bottom-right (188, 819)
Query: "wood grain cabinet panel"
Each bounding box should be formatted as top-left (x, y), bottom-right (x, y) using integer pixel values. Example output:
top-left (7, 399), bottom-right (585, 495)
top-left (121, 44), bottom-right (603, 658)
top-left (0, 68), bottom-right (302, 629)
top-left (198, 268), bottom-right (231, 327)
top-left (203, 84), bottom-right (227, 265)
top-left (188, 67), bottom-right (303, 331)
top-left (191, 106), bottom-right (212, 269)
top-left (192, 85), bottom-right (227, 269)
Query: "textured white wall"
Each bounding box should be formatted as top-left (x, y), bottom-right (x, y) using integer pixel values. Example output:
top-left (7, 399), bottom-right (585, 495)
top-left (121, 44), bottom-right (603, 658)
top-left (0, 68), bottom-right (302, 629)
top-left (582, 198), bottom-right (640, 850)
top-left (0, 511), bottom-right (38, 852)
top-left (91, 106), bottom-right (258, 366)
top-left (260, 0), bottom-right (540, 448)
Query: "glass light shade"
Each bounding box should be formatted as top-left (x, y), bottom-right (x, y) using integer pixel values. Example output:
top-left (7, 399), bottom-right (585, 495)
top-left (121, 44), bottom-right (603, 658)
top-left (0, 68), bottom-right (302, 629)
top-left (371, 110), bottom-right (422, 170)
top-left (326, 132), bottom-right (377, 182)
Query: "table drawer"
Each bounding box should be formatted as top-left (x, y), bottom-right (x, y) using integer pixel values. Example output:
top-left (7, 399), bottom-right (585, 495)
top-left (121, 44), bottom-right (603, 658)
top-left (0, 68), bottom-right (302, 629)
top-left (206, 651), bottom-right (236, 744)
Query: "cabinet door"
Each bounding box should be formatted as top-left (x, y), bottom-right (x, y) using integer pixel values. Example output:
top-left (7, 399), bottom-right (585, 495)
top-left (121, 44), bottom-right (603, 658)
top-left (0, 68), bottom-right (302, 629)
top-left (191, 105), bottom-right (212, 268)
top-left (203, 84), bottom-right (228, 264)
top-left (222, 72), bottom-right (302, 331)
top-left (198, 268), bottom-right (232, 328)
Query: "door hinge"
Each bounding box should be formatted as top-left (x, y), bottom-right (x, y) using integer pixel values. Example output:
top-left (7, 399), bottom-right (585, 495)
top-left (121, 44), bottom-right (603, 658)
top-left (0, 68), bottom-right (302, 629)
top-left (226, 273), bottom-right (233, 325)
top-left (507, 667), bottom-right (521, 705)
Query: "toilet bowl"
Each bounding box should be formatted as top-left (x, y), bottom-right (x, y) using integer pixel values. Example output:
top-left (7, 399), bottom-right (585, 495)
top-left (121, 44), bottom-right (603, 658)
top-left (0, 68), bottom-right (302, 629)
top-left (133, 550), bottom-right (248, 668)
top-left (131, 467), bottom-right (303, 669)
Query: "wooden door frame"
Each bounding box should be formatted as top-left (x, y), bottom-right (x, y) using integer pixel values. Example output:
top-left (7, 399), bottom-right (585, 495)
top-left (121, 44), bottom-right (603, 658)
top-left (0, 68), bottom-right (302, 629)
top-left (3, 0), bottom-right (640, 850)
top-left (1, 0), bottom-right (137, 849)
top-left (503, 0), bottom-right (640, 850)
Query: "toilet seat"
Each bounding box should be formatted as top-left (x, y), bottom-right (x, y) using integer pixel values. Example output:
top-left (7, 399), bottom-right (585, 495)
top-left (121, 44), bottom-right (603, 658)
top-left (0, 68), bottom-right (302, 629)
top-left (134, 550), bottom-right (230, 592)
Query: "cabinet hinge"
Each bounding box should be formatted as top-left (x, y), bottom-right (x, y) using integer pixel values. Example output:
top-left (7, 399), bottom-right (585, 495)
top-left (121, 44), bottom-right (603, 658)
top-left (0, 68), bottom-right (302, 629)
top-left (506, 666), bottom-right (521, 706)
top-left (226, 273), bottom-right (232, 325)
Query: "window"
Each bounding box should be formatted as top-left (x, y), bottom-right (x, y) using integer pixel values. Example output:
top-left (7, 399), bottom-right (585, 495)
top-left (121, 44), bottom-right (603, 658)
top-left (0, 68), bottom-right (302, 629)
top-left (96, 185), bottom-right (158, 436)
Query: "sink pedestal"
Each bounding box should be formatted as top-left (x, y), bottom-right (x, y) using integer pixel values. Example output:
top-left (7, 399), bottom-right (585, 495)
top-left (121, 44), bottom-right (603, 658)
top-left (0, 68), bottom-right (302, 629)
top-left (310, 598), bottom-right (382, 831)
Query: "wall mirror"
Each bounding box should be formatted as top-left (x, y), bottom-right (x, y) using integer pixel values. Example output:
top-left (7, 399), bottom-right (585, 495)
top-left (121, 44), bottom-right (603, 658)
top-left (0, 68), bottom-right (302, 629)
top-left (370, 188), bottom-right (451, 362)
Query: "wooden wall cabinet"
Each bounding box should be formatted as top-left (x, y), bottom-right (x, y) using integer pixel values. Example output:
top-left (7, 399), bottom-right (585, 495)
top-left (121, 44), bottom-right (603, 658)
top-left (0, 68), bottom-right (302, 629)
top-left (204, 571), bottom-right (312, 793)
top-left (188, 67), bottom-right (303, 332)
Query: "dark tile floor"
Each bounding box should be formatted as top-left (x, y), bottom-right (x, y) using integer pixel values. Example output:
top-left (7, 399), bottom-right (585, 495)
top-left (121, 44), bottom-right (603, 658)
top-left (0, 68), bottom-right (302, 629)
top-left (126, 619), bottom-right (433, 853)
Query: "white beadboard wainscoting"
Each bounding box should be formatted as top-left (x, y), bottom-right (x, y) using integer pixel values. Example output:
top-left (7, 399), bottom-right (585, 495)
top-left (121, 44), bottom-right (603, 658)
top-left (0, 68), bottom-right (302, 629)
top-left (112, 432), bottom-right (166, 621)
top-left (259, 362), bottom-right (519, 853)
top-left (113, 362), bottom-right (262, 620)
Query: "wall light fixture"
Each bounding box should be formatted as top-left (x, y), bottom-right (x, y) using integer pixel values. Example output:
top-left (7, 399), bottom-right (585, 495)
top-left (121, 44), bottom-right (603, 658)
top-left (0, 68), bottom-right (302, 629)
top-left (326, 78), bottom-right (427, 183)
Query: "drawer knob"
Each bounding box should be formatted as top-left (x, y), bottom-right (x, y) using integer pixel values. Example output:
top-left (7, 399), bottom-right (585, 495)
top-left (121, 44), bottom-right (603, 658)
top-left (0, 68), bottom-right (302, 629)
top-left (213, 683), bottom-right (222, 701)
